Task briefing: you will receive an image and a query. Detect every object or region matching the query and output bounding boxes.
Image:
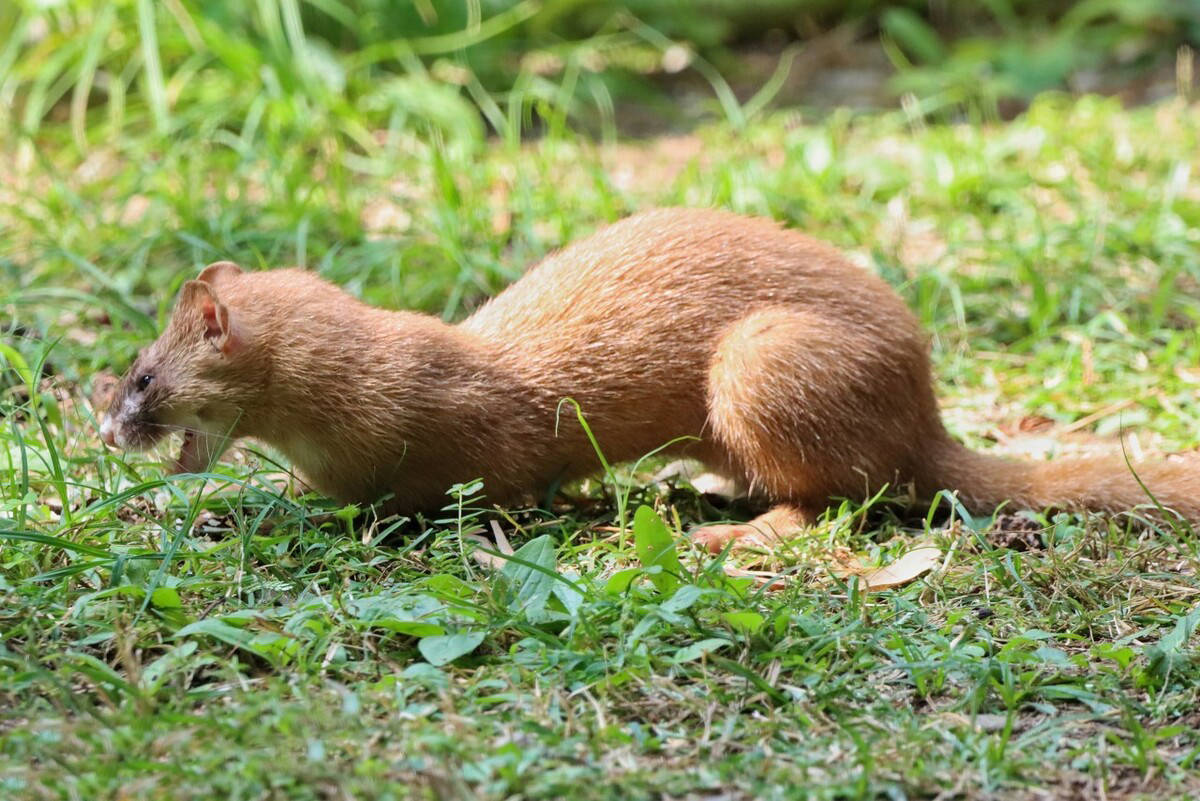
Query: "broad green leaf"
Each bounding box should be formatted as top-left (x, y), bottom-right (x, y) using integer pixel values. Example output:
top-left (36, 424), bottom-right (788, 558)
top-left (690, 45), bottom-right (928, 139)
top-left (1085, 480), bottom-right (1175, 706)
top-left (1145, 603), bottom-right (1200, 679)
top-left (1037, 684), bottom-right (1112, 714)
top-left (402, 662), bottom-right (449, 689)
top-left (674, 637), bottom-right (732, 663)
top-left (422, 574), bottom-right (475, 601)
top-left (349, 592), bottom-right (444, 635)
top-left (150, 586), bottom-right (182, 609)
top-left (604, 567), bottom-right (642, 596)
top-left (633, 506), bottom-right (680, 594)
top-left (1094, 643), bottom-right (1136, 670)
top-left (372, 620), bottom-right (446, 637)
top-left (66, 651), bottom-right (138, 697)
top-left (550, 569), bottom-right (585, 618)
top-left (499, 534), bottom-right (557, 619)
top-left (723, 611), bottom-right (765, 635)
top-left (140, 642), bottom-right (199, 691)
top-left (661, 584), bottom-right (707, 614)
top-left (419, 631), bottom-right (485, 666)
top-left (176, 619), bottom-right (296, 664)
top-left (175, 619), bottom-right (257, 650)
top-left (1033, 645), bottom-right (1072, 667)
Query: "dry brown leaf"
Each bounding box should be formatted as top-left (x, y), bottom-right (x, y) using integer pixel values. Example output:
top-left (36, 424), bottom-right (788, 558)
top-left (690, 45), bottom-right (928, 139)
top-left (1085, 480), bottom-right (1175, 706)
top-left (829, 546), bottom-right (863, 575)
top-left (721, 565), bottom-right (788, 592)
top-left (715, 542), bottom-right (941, 593)
top-left (466, 523), bottom-right (517, 571)
top-left (463, 534), bottom-right (509, 571)
top-left (488, 520), bottom-right (514, 555)
top-left (1013, 415), bottom-right (1056, 434)
top-left (832, 544), bottom-right (942, 591)
top-left (860, 546), bottom-right (942, 590)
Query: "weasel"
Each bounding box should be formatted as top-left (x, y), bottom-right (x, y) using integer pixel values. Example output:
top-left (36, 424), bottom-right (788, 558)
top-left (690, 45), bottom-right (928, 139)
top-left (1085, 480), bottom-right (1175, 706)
top-left (100, 208), bottom-right (1200, 550)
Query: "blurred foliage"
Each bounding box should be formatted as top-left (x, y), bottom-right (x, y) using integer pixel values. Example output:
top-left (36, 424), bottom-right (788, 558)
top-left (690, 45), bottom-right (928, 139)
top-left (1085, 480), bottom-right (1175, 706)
top-left (1, 0), bottom-right (1197, 151)
top-left (882, 1), bottom-right (1200, 118)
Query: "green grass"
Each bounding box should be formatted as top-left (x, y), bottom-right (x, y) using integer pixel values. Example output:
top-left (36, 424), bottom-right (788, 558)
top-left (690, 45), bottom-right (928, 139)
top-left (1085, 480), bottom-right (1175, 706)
top-left (4, 4), bottom-right (1200, 798)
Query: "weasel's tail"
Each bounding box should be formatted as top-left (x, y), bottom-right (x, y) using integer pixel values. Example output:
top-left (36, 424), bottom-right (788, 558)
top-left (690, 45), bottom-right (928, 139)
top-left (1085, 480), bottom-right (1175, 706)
top-left (920, 439), bottom-right (1200, 523)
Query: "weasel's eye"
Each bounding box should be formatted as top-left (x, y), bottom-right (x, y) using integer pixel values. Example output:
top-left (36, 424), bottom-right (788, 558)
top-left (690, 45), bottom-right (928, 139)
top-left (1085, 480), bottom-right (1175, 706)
top-left (136, 374), bottom-right (154, 391)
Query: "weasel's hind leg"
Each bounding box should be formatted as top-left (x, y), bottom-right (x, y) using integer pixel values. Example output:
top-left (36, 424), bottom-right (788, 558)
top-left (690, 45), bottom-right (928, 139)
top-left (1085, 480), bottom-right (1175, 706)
top-left (699, 306), bottom-right (941, 543)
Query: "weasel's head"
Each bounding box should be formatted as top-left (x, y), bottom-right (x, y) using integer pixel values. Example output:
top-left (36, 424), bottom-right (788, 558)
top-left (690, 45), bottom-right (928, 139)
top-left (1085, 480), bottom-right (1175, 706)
top-left (101, 261), bottom-right (256, 472)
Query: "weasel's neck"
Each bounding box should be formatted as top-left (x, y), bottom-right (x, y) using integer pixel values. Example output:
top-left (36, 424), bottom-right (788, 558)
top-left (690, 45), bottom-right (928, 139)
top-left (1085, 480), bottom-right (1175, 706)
top-left (251, 308), bottom-right (496, 434)
top-left (241, 307), bottom-right (552, 506)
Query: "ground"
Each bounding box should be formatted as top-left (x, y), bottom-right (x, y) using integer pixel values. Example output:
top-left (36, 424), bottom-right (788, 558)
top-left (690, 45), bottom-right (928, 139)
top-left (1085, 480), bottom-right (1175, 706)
top-left (2, 94), bottom-right (1200, 799)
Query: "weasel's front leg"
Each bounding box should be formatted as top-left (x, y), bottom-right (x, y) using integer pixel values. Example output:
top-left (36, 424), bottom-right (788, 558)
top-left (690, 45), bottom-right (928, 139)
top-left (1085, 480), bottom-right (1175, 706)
top-left (170, 429), bottom-right (233, 474)
top-left (691, 504), bottom-right (813, 553)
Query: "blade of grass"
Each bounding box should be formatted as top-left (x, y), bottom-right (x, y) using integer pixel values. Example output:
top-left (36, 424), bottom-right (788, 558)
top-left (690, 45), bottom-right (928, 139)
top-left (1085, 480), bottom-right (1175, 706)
top-left (136, 0), bottom-right (170, 135)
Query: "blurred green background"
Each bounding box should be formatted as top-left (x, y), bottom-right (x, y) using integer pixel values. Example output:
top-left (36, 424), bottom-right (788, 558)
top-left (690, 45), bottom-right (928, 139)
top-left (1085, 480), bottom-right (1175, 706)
top-left (4, 0), bottom-right (1198, 146)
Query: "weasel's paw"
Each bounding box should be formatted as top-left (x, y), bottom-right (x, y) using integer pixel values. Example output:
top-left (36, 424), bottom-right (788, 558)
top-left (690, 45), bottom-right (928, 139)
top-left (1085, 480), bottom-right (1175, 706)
top-left (691, 523), bottom-right (779, 554)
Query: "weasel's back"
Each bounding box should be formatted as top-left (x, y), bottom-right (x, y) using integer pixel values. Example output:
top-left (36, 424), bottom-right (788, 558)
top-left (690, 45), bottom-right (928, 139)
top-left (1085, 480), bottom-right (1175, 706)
top-left (460, 207), bottom-right (916, 360)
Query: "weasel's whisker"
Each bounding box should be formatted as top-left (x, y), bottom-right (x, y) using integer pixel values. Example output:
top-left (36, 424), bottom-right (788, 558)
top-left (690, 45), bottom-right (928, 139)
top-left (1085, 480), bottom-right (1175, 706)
top-left (139, 422), bottom-right (207, 435)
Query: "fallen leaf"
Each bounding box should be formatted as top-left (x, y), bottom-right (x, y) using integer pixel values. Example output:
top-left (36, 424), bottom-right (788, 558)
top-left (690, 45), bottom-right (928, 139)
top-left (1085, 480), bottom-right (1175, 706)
top-left (833, 544), bottom-right (942, 591)
top-left (464, 534), bottom-right (508, 571)
top-left (489, 519), bottom-right (514, 555)
top-left (716, 542), bottom-right (941, 593)
top-left (1006, 415), bottom-right (1055, 435)
top-left (721, 565), bottom-right (788, 592)
top-left (829, 546), bottom-right (862, 575)
top-left (861, 547), bottom-right (942, 590)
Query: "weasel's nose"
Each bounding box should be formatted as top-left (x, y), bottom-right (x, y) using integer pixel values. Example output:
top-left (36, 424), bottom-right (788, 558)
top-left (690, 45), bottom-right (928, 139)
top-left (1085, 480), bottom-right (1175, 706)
top-left (100, 419), bottom-right (117, 448)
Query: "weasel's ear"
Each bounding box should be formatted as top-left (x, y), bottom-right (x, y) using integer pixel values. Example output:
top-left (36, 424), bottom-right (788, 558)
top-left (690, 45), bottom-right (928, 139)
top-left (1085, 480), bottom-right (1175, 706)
top-left (178, 280), bottom-right (242, 356)
top-left (197, 261), bottom-right (243, 285)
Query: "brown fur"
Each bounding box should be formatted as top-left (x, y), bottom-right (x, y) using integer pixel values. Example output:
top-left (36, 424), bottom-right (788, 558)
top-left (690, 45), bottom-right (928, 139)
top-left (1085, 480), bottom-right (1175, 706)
top-left (101, 208), bottom-right (1200, 544)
